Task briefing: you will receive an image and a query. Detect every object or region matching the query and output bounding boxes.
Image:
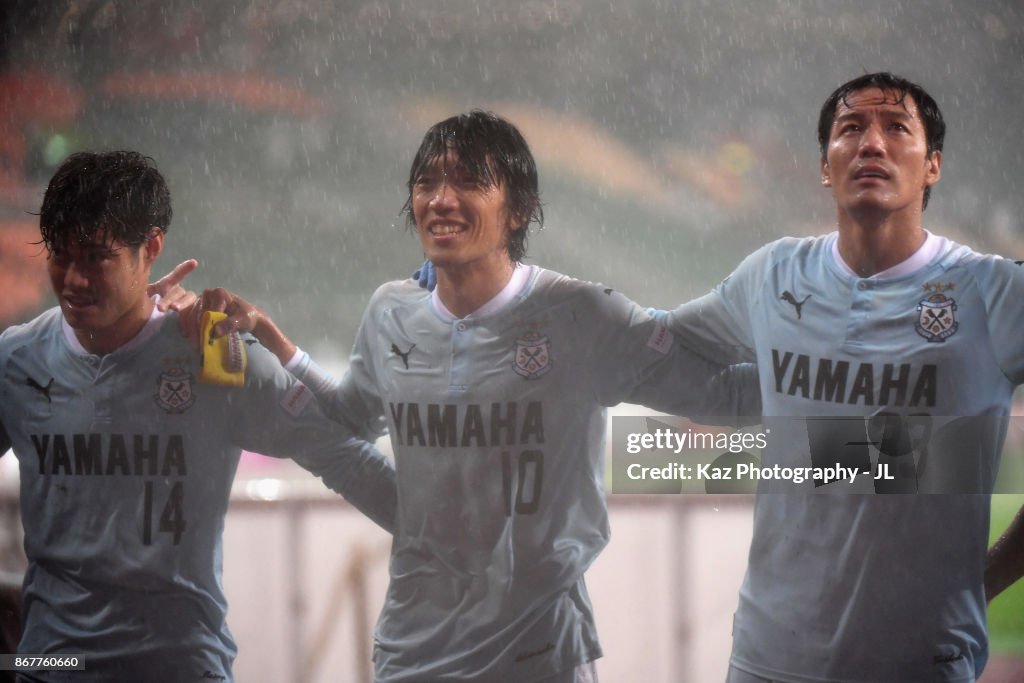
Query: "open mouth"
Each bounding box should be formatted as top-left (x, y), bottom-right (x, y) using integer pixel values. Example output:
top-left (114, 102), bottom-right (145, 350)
top-left (62, 294), bottom-right (97, 310)
top-left (427, 223), bottom-right (467, 237)
top-left (853, 166), bottom-right (890, 180)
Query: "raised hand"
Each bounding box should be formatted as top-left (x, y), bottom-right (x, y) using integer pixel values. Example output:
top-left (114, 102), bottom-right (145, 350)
top-left (148, 259), bottom-right (199, 311)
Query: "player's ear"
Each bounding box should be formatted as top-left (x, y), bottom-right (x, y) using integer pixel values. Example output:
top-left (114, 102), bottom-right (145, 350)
top-left (505, 208), bottom-right (526, 234)
top-left (142, 228), bottom-right (165, 266)
top-left (508, 198), bottom-right (538, 233)
top-left (821, 158), bottom-right (832, 187)
top-left (923, 149), bottom-right (942, 188)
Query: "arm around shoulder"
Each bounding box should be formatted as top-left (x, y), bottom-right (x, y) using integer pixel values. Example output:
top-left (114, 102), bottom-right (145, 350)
top-left (663, 239), bottom-right (783, 366)
top-left (230, 342), bottom-right (397, 533)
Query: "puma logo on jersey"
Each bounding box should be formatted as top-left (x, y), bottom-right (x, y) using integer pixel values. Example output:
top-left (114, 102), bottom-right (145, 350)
top-left (780, 291), bottom-right (811, 319)
top-left (26, 376), bottom-right (54, 403)
top-left (390, 343), bottom-right (415, 369)
top-left (603, 288), bottom-right (614, 295)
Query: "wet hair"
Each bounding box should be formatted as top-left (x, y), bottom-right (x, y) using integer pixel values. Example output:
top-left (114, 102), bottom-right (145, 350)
top-left (38, 150), bottom-right (172, 252)
top-left (403, 110), bottom-right (543, 263)
top-left (817, 72), bottom-right (945, 210)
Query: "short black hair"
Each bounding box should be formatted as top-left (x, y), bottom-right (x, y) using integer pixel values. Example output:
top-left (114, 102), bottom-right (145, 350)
top-left (817, 72), bottom-right (945, 210)
top-left (403, 110), bottom-right (543, 263)
top-left (39, 150), bottom-right (172, 252)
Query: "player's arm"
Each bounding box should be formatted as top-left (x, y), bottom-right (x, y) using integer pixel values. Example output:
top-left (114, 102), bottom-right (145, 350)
top-left (586, 287), bottom-right (760, 421)
top-left (640, 245), bottom-right (774, 419)
top-left (228, 342), bottom-right (396, 532)
top-left (284, 289), bottom-right (392, 441)
top-left (986, 503), bottom-right (1024, 602)
top-left (663, 243), bottom-right (770, 367)
top-left (179, 288), bottom-right (395, 530)
top-left (182, 287), bottom-right (385, 437)
top-left (666, 291), bottom-right (754, 366)
top-left (286, 352), bottom-right (388, 440)
top-left (629, 354), bottom-right (762, 422)
top-left (183, 287), bottom-right (396, 528)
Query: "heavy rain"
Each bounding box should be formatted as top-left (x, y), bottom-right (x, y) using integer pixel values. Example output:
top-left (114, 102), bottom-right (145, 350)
top-left (0, 1), bottom-right (1022, 681)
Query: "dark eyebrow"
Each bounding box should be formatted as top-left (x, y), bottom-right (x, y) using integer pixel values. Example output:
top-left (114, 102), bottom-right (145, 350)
top-left (833, 111), bottom-right (861, 124)
top-left (881, 109), bottom-right (915, 122)
top-left (834, 106), bottom-right (915, 126)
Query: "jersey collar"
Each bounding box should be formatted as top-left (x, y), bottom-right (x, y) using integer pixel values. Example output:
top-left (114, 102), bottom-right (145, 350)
top-left (830, 230), bottom-right (949, 281)
top-left (431, 263), bottom-right (534, 322)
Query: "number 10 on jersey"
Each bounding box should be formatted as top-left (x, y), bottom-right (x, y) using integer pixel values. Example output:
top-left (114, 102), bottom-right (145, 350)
top-left (502, 450), bottom-right (544, 515)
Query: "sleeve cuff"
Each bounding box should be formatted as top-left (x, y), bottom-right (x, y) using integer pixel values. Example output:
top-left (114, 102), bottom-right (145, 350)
top-left (283, 347), bottom-right (306, 372)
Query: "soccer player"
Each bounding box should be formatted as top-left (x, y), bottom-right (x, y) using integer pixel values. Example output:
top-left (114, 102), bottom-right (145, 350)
top-left (664, 72), bottom-right (1024, 682)
top-left (0, 151), bottom-right (397, 682)
top-left (188, 111), bottom-right (759, 682)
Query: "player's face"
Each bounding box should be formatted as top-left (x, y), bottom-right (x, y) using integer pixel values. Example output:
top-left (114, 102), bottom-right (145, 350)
top-left (411, 153), bottom-right (517, 271)
top-left (47, 230), bottom-right (163, 352)
top-left (822, 87), bottom-right (941, 219)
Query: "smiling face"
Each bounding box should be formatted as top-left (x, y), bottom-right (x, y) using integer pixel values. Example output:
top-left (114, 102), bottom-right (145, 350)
top-left (410, 152), bottom-right (517, 271)
top-left (821, 87), bottom-right (942, 221)
top-left (47, 229), bottom-right (162, 354)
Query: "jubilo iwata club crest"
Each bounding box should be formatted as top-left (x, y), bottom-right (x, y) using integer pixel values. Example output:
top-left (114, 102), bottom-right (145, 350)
top-left (155, 367), bottom-right (196, 413)
top-left (915, 293), bottom-right (959, 343)
top-left (513, 331), bottom-right (553, 379)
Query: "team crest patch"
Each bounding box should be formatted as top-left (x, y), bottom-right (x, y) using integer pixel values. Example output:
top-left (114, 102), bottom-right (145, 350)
top-left (915, 293), bottom-right (959, 342)
top-left (513, 332), bottom-right (553, 379)
top-left (155, 367), bottom-right (196, 413)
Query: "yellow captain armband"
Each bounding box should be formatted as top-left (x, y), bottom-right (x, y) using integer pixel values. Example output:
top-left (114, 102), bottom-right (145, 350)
top-left (199, 311), bottom-right (247, 386)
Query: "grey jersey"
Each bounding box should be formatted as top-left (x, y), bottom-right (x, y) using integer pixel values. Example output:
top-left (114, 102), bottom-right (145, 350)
top-left (668, 233), bottom-right (1024, 683)
top-left (0, 304), bottom-right (396, 682)
top-left (291, 265), bottom-right (755, 683)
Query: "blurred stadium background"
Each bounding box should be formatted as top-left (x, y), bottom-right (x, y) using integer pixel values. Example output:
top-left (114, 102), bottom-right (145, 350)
top-left (0, 1), bottom-right (1022, 681)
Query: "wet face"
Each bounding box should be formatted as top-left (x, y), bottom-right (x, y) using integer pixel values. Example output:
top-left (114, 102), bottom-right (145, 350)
top-left (822, 87), bottom-right (941, 219)
top-left (410, 153), bottom-right (517, 271)
top-left (47, 230), bottom-right (162, 352)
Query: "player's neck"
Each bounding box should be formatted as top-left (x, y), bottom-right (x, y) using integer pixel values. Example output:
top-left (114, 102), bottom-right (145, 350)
top-left (836, 210), bottom-right (926, 278)
top-left (435, 256), bottom-right (516, 318)
top-left (73, 297), bottom-right (156, 356)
